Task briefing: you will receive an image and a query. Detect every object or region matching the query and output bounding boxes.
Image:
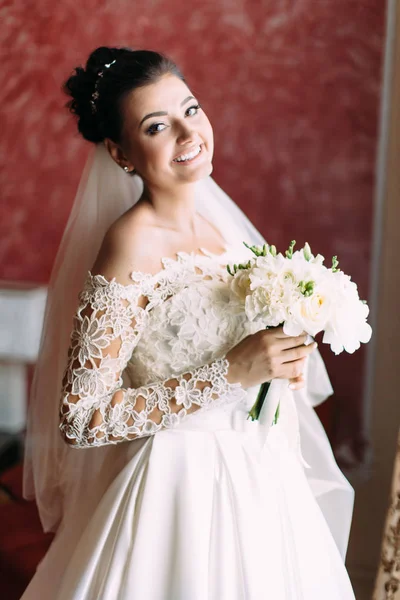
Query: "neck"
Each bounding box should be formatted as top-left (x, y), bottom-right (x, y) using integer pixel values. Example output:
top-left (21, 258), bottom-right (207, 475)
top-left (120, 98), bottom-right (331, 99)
top-left (142, 181), bottom-right (198, 237)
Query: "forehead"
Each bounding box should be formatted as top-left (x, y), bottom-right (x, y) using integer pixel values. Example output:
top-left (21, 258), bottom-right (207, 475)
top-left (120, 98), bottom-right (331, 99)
top-left (123, 74), bottom-right (193, 125)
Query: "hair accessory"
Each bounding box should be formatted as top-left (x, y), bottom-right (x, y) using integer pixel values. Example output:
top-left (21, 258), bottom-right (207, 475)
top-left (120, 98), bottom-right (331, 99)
top-left (90, 59), bottom-right (117, 114)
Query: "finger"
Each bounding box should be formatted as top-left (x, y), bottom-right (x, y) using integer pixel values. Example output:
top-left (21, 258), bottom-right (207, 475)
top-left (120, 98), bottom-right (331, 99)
top-left (281, 342), bottom-right (317, 363)
top-left (276, 333), bottom-right (308, 350)
top-left (279, 356), bottom-right (307, 379)
top-left (288, 375), bottom-right (305, 390)
top-left (274, 327), bottom-right (306, 339)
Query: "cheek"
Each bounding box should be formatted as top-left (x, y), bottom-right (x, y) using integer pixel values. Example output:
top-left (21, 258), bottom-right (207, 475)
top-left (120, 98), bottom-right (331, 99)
top-left (202, 114), bottom-right (214, 142)
top-left (207, 124), bottom-right (214, 150)
top-left (198, 115), bottom-right (214, 158)
top-left (131, 138), bottom-right (171, 172)
top-left (147, 140), bottom-right (170, 162)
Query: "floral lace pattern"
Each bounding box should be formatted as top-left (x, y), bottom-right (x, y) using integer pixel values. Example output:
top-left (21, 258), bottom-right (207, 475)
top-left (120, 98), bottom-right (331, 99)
top-left (124, 251), bottom-right (263, 387)
top-left (59, 250), bottom-right (248, 448)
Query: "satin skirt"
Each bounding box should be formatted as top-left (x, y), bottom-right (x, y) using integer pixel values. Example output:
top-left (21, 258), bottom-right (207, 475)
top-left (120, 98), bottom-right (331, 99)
top-left (21, 384), bottom-right (356, 599)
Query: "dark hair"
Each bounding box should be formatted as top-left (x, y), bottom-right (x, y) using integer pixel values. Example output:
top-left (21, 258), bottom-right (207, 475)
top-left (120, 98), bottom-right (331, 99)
top-left (64, 46), bottom-right (185, 144)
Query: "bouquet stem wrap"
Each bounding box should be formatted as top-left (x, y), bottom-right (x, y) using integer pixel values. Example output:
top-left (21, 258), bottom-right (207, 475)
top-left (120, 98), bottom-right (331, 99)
top-left (247, 381), bottom-right (280, 423)
top-left (247, 325), bottom-right (281, 424)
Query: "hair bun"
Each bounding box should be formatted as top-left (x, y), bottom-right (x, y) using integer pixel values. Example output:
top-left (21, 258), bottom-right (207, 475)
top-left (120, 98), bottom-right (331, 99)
top-left (64, 47), bottom-right (121, 143)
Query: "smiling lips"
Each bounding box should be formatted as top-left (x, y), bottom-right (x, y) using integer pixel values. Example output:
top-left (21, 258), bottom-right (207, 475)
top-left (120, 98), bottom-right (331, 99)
top-left (173, 144), bottom-right (203, 164)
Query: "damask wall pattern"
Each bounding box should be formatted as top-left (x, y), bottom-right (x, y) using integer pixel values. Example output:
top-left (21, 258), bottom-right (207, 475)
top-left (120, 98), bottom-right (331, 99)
top-left (0, 0), bottom-right (386, 463)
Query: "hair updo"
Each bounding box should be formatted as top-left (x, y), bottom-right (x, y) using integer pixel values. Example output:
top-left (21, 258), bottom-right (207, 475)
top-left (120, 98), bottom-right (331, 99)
top-left (64, 46), bottom-right (185, 144)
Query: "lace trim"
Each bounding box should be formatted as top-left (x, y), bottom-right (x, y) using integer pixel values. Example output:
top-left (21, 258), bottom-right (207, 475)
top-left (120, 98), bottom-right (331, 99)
top-left (124, 248), bottom-right (232, 311)
top-left (59, 267), bottom-right (246, 448)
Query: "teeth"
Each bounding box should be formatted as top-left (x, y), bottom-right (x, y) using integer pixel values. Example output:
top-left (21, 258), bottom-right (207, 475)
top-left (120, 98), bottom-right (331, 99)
top-left (174, 145), bottom-right (201, 162)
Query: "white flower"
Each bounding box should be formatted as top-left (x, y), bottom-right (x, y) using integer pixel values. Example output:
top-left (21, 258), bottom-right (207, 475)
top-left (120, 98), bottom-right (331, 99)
top-left (162, 408), bottom-right (187, 428)
top-left (245, 285), bottom-right (288, 324)
top-left (199, 385), bottom-right (215, 407)
top-left (321, 271), bottom-right (372, 354)
top-left (312, 254), bottom-right (325, 267)
top-left (175, 378), bottom-right (203, 409)
top-left (248, 254), bottom-right (286, 291)
top-left (142, 420), bottom-right (161, 435)
top-left (71, 362), bottom-right (116, 398)
top-left (71, 314), bottom-right (111, 366)
top-left (243, 255), bottom-right (301, 324)
top-left (231, 269), bottom-right (252, 302)
top-left (285, 278), bottom-right (332, 337)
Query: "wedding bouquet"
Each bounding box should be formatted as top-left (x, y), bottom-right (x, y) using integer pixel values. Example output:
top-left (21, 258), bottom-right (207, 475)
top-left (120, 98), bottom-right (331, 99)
top-left (227, 241), bottom-right (372, 423)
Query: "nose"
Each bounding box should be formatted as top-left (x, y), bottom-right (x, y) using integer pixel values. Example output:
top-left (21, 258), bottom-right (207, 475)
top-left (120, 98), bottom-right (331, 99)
top-left (176, 121), bottom-right (196, 145)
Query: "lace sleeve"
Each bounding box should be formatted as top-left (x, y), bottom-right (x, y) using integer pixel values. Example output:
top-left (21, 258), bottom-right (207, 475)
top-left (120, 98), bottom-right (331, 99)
top-left (59, 272), bottom-right (245, 448)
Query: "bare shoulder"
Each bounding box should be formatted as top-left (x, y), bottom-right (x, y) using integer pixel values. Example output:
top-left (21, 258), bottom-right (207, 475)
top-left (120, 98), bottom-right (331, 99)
top-left (91, 202), bottom-right (166, 284)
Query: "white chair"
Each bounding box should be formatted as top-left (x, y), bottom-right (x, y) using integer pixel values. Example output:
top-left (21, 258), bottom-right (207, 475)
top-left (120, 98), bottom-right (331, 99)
top-left (0, 282), bottom-right (47, 433)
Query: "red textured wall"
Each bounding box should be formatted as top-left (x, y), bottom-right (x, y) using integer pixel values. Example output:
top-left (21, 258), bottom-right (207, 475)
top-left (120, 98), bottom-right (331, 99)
top-left (0, 0), bottom-right (386, 463)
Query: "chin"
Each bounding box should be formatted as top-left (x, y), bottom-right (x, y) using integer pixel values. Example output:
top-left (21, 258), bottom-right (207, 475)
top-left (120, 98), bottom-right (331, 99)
top-left (196, 161), bottom-right (213, 180)
top-left (183, 160), bottom-right (214, 184)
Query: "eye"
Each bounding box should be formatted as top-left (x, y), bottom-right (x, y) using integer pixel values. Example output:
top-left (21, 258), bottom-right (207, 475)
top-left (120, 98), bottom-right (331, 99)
top-left (185, 104), bottom-right (201, 117)
top-left (146, 122), bottom-right (168, 136)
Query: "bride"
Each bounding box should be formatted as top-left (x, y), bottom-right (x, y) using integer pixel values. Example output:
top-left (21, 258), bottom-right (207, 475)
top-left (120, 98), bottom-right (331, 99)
top-left (21, 46), bottom-right (356, 599)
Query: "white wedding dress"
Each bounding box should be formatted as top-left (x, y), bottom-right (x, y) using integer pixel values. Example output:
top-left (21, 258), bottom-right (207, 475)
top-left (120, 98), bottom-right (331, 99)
top-left (22, 243), bottom-right (356, 600)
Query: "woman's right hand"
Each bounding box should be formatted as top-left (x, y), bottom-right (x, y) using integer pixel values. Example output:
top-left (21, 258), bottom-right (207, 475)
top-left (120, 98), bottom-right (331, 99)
top-left (225, 326), bottom-right (317, 390)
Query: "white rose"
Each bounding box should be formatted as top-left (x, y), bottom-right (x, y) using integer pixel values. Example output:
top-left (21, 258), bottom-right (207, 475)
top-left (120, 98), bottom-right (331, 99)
top-left (231, 269), bottom-right (252, 302)
top-left (286, 288), bottom-right (331, 337)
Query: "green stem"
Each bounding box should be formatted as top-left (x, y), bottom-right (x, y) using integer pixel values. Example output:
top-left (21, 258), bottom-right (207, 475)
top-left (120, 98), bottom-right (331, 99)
top-left (247, 381), bottom-right (280, 424)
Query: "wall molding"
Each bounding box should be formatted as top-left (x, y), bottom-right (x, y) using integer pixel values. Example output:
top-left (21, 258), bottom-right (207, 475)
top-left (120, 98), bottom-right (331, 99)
top-left (346, 0), bottom-right (400, 587)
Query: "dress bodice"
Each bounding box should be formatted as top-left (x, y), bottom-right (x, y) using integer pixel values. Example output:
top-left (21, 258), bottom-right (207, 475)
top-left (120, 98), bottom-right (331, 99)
top-left (124, 245), bottom-right (262, 388)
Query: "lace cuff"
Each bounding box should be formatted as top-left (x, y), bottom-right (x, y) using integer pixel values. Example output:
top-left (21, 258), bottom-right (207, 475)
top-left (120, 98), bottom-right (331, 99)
top-left (60, 356), bottom-right (245, 448)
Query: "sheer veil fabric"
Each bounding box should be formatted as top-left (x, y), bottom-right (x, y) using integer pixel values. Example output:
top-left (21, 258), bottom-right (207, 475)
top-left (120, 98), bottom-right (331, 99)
top-left (23, 143), bottom-right (354, 561)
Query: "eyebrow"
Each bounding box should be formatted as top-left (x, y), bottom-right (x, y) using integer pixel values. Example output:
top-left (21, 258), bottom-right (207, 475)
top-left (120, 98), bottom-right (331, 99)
top-left (138, 96), bottom-right (196, 128)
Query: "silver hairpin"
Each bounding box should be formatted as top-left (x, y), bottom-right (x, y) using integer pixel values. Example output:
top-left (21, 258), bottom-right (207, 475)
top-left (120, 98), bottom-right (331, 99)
top-left (90, 59), bottom-right (117, 114)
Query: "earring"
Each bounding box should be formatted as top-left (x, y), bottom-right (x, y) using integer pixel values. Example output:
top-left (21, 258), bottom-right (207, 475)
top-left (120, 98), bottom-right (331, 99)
top-left (123, 166), bottom-right (130, 172)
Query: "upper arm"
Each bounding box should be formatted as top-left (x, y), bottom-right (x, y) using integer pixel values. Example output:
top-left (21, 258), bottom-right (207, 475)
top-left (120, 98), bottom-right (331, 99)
top-left (91, 209), bottom-right (164, 284)
top-left (59, 221), bottom-right (152, 445)
top-left (59, 268), bottom-right (146, 440)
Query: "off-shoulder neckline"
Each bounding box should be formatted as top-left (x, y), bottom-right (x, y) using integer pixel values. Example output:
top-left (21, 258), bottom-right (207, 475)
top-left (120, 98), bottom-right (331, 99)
top-left (161, 244), bottom-right (232, 264)
top-left (88, 243), bottom-right (238, 289)
top-left (137, 244), bottom-right (236, 280)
